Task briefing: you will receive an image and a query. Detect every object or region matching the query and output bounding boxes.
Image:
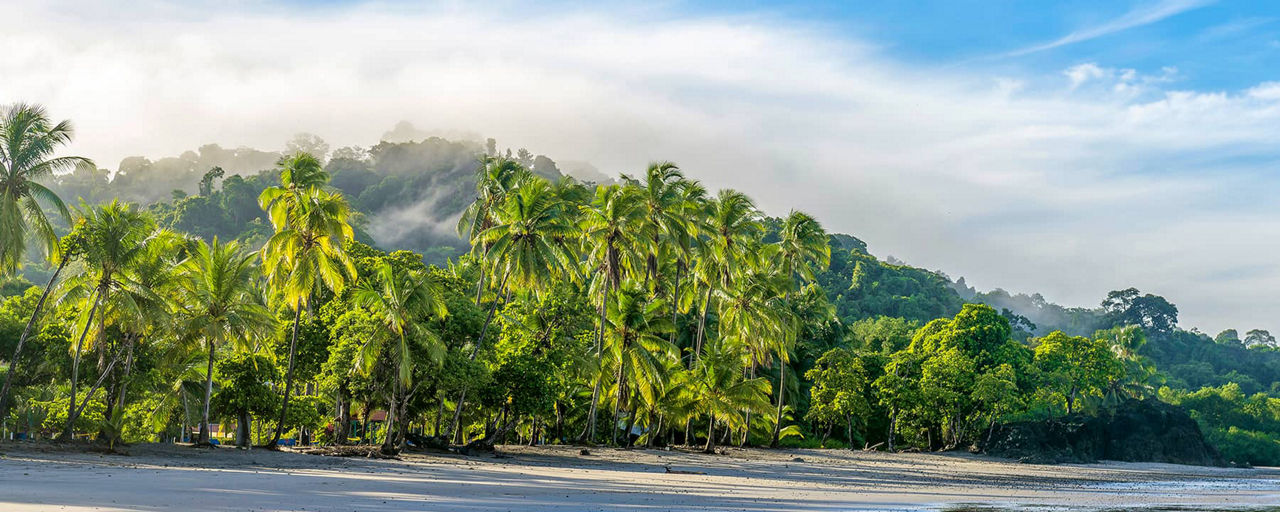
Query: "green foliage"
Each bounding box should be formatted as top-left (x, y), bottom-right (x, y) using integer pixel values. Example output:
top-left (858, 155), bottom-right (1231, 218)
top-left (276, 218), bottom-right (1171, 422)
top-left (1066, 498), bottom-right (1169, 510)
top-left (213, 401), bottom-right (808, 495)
top-left (212, 353), bottom-right (279, 422)
top-left (1033, 331), bottom-right (1123, 415)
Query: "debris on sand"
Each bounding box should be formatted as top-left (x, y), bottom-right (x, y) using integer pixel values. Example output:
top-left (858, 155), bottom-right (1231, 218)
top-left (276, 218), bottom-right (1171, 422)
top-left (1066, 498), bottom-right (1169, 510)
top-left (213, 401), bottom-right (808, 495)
top-left (664, 465), bottom-right (705, 475)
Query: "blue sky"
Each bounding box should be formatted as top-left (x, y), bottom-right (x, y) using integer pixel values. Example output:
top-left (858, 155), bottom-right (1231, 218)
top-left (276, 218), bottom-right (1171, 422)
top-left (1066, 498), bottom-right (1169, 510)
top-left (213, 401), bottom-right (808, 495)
top-left (6, 0), bottom-right (1280, 335)
top-left (691, 0), bottom-right (1276, 91)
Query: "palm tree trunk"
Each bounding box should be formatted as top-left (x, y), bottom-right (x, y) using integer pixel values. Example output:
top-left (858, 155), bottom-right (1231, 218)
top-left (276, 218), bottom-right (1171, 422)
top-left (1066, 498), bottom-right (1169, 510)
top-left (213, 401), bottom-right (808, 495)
top-left (109, 335), bottom-right (136, 446)
top-left (610, 359), bottom-right (627, 446)
top-left (622, 401), bottom-right (638, 448)
top-left (694, 286), bottom-right (712, 361)
top-left (62, 288), bottom-right (102, 440)
top-left (449, 272), bottom-right (510, 443)
top-left (199, 339), bottom-right (215, 445)
top-left (581, 270), bottom-right (611, 442)
top-left (270, 299), bottom-right (304, 447)
top-left (0, 257), bottom-right (67, 421)
top-left (703, 413), bottom-right (715, 453)
top-left (770, 362), bottom-right (786, 448)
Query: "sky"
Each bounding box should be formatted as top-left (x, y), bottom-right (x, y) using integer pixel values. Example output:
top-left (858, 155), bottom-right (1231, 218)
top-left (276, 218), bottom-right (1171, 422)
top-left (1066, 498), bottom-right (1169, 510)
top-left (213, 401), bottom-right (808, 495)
top-left (5, 0), bottom-right (1280, 335)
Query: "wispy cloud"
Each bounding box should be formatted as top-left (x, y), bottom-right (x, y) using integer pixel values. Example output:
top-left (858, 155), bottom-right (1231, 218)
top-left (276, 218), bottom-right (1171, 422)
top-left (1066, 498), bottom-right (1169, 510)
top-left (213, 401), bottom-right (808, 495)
top-left (1004, 0), bottom-right (1214, 57)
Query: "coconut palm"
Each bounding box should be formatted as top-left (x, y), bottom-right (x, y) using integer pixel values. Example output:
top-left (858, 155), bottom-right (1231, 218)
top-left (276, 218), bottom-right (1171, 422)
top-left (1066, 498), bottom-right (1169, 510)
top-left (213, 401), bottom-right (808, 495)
top-left (449, 177), bottom-right (578, 442)
top-left (97, 229), bottom-right (184, 444)
top-left (174, 238), bottom-right (275, 445)
top-left (717, 247), bottom-right (787, 446)
top-left (0, 103), bottom-right (89, 274)
top-left (604, 285), bottom-right (675, 446)
top-left (350, 260), bottom-right (447, 453)
top-left (55, 201), bottom-right (156, 439)
top-left (457, 156), bottom-right (530, 303)
top-left (691, 189), bottom-right (763, 359)
top-left (623, 162), bottom-right (686, 294)
top-left (687, 337), bottom-right (772, 453)
top-left (259, 153), bottom-right (356, 446)
top-left (769, 210), bottom-right (830, 446)
top-left (0, 103), bottom-right (91, 420)
top-left (577, 184), bottom-right (644, 441)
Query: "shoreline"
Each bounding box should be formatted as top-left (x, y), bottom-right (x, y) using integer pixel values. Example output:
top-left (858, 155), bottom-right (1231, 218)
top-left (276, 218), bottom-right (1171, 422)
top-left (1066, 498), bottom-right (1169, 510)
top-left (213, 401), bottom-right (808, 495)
top-left (0, 442), bottom-right (1276, 511)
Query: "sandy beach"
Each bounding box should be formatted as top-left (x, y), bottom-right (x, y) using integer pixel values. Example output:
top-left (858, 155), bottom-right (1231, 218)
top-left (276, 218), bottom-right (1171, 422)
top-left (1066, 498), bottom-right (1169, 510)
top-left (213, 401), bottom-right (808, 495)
top-left (0, 443), bottom-right (1276, 511)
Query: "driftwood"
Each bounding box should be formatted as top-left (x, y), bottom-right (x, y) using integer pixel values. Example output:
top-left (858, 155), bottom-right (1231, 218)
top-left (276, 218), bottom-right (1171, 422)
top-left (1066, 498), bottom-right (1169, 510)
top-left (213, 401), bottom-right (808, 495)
top-left (863, 442), bottom-right (885, 452)
top-left (664, 465), bottom-right (705, 475)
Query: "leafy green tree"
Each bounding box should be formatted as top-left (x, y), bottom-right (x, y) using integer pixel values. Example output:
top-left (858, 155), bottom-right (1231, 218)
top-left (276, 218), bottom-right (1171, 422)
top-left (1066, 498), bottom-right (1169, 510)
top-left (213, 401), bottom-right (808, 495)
top-left (604, 285), bottom-right (675, 446)
top-left (805, 348), bottom-right (871, 447)
top-left (212, 353), bottom-right (278, 448)
top-left (686, 338), bottom-right (771, 453)
top-left (1033, 331), bottom-right (1123, 415)
top-left (769, 210), bottom-right (830, 446)
top-left (577, 183), bottom-right (643, 440)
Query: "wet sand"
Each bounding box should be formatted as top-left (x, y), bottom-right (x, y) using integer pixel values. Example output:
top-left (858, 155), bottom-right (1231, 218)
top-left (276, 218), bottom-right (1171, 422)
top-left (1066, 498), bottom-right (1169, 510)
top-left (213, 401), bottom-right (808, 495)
top-left (0, 442), bottom-right (1276, 511)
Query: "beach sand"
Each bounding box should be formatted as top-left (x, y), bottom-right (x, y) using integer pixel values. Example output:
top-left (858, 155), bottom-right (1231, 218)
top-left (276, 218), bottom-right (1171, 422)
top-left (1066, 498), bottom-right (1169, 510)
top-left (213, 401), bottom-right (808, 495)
top-left (0, 442), bottom-right (1276, 511)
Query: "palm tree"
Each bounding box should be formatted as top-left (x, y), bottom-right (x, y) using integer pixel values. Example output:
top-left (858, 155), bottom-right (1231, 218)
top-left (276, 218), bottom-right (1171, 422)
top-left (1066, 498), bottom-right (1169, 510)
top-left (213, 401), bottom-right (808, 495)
top-left (577, 184), bottom-right (644, 441)
top-left (351, 260), bottom-right (447, 453)
top-left (0, 104), bottom-right (91, 420)
top-left (99, 229), bottom-right (184, 444)
top-left (769, 211), bottom-right (830, 447)
top-left (692, 189), bottom-right (763, 360)
top-left (717, 247), bottom-right (786, 446)
top-left (55, 201), bottom-right (155, 439)
top-left (624, 162), bottom-right (685, 294)
top-left (449, 177), bottom-right (578, 442)
top-left (687, 337), bottom-right (771, 453)
top-left (457, 156), bottom-right (530, 304)
top-left (175, 238), bottom-right (275, 445)
top-left (259, 153), bottom-right (356, 446)
top-left (604, 285), bottom-right (675, 446)
top-left (0, 103), bottom-right (88, 274)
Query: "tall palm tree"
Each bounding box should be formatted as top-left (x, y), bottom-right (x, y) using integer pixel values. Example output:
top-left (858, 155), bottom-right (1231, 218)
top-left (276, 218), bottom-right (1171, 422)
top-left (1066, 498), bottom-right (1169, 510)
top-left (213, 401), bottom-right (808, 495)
top-left (604, 285), bottom-right (675, 446)
top-left (450, 177), bottom-right (578, 442)
top-left (0, 103), bottom-right (88, 274)
top-left (577, 184), bottom-right (644, 441)
top-left (99, 229), bottom-right (184, 443)
top-left (259, 153), bottom-right (356, 446)
top-left (351, 260), bottom-right (447, 453)
top-left (175, 238), bottom-right (275, 445)
top-left (717, 247), bottom-right (786, 446)
top-left (0, 104), bottom-right (91, 420)
top-left (624, 162), bottom-right (685, 294)
top-left (691, 189), bottom-right (762, 361)
top-left (769, 210), bottom-right (830, 447)
top-left (457, 156), bottom-right (530, 304)
top-left (55, 201), bottom-right (155, 439)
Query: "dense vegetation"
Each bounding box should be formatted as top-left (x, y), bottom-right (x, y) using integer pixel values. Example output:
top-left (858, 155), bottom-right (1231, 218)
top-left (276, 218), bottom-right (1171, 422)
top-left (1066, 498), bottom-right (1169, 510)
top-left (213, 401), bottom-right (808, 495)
top-left (3, 103), bottom-right (1280, 464)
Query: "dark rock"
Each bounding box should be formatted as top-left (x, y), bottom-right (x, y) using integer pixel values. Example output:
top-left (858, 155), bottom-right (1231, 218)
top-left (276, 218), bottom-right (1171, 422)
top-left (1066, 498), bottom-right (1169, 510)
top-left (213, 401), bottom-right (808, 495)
top-left (579, 449), bottom-right (591, 456)
top-left (790, 457), bottom-right (805, 462)
top-left (981, 399), bottom-right (1223, 466)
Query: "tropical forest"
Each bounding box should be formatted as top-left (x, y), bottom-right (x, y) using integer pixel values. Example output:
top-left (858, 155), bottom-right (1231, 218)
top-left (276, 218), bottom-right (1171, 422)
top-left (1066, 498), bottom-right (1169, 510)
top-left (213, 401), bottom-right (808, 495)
top-left (4, 102), bottom-right (1280, 469)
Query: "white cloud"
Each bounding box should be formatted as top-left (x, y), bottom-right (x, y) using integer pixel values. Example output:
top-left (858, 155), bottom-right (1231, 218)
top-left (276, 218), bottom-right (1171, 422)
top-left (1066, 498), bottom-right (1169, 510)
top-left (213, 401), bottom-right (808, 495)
top-left (4, 1), bottom-right (1280, 334)
top-left (1004, 0), bottom-right (1214, 57)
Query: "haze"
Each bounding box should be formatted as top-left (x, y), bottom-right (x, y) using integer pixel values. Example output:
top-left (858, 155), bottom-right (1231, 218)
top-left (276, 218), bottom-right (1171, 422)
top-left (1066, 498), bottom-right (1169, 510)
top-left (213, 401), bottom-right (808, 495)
top-left (5, 0), bottom-right (1280, 335)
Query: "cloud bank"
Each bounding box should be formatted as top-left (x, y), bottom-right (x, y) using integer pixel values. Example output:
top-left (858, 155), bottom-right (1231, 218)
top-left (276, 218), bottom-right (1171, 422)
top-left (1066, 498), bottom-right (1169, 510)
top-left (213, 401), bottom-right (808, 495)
top-left (5, 0), bottom-right (1280, 334)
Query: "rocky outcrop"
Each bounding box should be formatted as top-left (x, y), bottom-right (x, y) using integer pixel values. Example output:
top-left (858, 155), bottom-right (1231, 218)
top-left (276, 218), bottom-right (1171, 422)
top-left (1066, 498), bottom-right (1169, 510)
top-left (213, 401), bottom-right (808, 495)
top-left (981, 399), bottom-right (1224, 466)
